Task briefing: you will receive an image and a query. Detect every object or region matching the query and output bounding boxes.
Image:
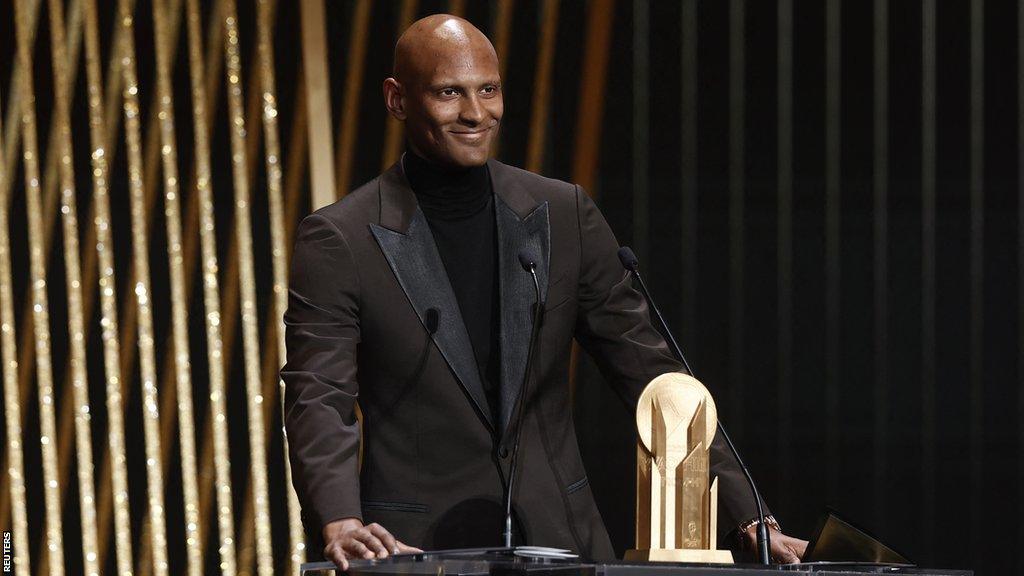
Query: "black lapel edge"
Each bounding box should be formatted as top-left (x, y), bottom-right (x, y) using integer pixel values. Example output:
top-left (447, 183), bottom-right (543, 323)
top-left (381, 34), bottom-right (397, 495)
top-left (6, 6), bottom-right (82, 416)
top-left (369, 212), bottom-right (495, 430)
top-left (496, 198), bottom-right (551, 435)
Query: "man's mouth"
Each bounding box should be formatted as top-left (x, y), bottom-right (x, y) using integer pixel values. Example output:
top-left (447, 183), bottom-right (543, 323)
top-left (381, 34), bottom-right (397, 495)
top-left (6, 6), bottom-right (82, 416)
top-left (449, 126), bottom-right (494, 142)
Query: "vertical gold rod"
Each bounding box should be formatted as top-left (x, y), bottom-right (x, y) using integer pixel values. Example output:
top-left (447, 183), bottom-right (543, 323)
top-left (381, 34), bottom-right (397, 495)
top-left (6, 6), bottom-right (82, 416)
top-left (82, 0), bottom-right (136, 572)
top-left (334, 0), bottom-right (372, 198)
top-left (256, 0), bottom-right (306, 571)
top-left (0, 0), bottom-right (41, 538)
top-left (381, 0), bottom-right (420, 170)
top-left (13, 0), bottom-right (66, 572)
top-left (571, 0), bottom-right (614, 192)
top-left (185, 0), bottom-right (238, 573)
top-left (0, 90), bottom-right (31, 576)
top-left (2, 0), bottom-right (41, 194)
top-left (204, 13), bottom-right (272, 576)
top-left (300, 0), bottom-right (337, 209)
top-left (4, 0), bottom-right (128, 543)
top-left (493, 0), bottom-right (513, 89)
top-left (223, 1), bottom-right (275, 574)
top-left (566, 0), bottom-right (613, 401)
top-left (525, 0), bottom-right (559, 173)
top-left (490, 0), bottom-right (513, 158)
top-left (47, 0), bottom-right (101, 573)
top-left (118, 0), bottom-right (171, 572)
top-left (150, 0), bottom-right (203, 572)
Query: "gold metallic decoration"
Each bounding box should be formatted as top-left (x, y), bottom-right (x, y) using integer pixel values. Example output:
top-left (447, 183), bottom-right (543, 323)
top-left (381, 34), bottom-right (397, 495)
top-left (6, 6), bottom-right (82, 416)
top-left (2, 0), bottom-right (41, 198)
top-left (151, 0), bottom-right (203, 571)
top-left (223, 1), bottom-right (275, 573)
top-left (525, 0), bottom-right (559, 173)
top-left (0, 78), bottom-right (31, 576)
top-left (13, 0), bottom-right (66, 573)
top-left (118, 0), bottom-right (170, 572)
top-left (381, 0), bottom-right (420, 170)
top-left (334, 0), bottom-right (372, 198)
top-left (489, 0), bottom-right (513, 158)
top-left (300, 0), bottom-right (338, 209)
top-left (184, 0), bottom-right (238, 572)
top-left (627, 373), bottom-right (733, 564)
top-left (82, 0), bottom-right (136, 572)
top-left (47, 0), bottom-right (101, 573)
top-left (0, 0), bottom-right (40, 532)
top-left (256, 0), bottom-right (307, 570)
top-left (571, 0), bottom-right (614, 192)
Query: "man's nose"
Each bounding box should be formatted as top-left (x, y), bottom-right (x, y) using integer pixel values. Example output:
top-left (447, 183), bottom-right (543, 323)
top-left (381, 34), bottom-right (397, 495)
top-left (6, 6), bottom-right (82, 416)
top-left (459, 94), bottom-right (485, 125)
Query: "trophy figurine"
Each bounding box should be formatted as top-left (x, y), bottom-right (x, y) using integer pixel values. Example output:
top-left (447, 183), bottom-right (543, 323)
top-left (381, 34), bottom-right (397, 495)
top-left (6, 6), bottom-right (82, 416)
top-left (625, 372), bottom-right (734, 563)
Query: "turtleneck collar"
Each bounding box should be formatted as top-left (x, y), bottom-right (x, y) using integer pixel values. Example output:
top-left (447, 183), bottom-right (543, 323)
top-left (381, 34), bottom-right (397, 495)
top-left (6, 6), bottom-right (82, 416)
top-left (403, 149), bottom-right (492, 221)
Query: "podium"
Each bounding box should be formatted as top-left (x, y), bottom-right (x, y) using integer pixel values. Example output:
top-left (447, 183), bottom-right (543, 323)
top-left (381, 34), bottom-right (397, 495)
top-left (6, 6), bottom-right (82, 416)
top-left (299, 548), bottom-right (971, 576)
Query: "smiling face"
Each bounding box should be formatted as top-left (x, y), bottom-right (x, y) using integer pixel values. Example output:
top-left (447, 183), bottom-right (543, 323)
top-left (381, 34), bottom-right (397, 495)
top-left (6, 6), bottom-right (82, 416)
top-left (384, 16), bottom-right (503, 168)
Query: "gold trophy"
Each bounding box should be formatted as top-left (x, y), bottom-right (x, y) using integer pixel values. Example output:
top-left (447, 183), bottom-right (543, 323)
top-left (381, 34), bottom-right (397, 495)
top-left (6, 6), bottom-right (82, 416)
top-left (625, 373), bottom-right (734, 563)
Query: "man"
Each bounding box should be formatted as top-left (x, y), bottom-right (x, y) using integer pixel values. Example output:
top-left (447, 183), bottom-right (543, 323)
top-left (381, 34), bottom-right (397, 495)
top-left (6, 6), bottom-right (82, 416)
top-left (282, 14), bottom-right (807, 570)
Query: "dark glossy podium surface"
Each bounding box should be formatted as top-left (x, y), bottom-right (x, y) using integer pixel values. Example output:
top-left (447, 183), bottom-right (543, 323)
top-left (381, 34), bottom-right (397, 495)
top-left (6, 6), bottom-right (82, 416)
top-left (299, 548), bottom-right (971, 576)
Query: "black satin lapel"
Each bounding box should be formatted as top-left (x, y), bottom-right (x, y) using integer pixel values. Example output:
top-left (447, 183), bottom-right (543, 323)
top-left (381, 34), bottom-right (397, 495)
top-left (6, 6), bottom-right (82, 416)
top-left (370, 211), bottom-right (494, 430)
top-left (496, 198), bottom-right (550, 435)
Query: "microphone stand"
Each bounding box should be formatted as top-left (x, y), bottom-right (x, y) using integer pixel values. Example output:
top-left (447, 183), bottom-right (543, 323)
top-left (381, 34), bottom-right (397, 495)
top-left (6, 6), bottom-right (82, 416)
top-left (504, 253), bottom-right (544, 548)
top-left (618, 247), bottom-right (772, 565)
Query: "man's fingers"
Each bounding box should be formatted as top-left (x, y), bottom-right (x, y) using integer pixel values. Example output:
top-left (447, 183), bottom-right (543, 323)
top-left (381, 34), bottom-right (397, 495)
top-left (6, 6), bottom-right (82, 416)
top-left (366, 523), bottom-right (399, 555)
top-left (344, 537), bottom-right (374, 560)
top-left (324, 546), bottom-right (349, 571)
top-left (353, 529), bottom-right (389, 558)
top-left (396, 541), bottom-right (423, 553)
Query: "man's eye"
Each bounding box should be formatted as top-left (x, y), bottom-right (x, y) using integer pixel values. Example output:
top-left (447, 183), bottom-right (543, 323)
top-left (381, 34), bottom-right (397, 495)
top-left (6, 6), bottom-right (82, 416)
top-left (440, 88), bottom-right (459, 97)
top-left (481, 86), bottom-right (497, 94)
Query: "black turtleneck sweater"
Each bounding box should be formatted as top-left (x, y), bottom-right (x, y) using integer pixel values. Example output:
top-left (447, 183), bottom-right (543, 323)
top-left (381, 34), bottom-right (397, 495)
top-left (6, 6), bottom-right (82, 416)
top-left (403, 150), bottom-right (502, 427)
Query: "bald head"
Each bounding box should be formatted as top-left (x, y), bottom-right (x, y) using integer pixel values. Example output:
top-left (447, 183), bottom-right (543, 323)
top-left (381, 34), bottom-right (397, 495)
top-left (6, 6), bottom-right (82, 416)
top-left (393, 15), bottom-right (498, 87)
top-left (383, 14), bottom-right (503, 168)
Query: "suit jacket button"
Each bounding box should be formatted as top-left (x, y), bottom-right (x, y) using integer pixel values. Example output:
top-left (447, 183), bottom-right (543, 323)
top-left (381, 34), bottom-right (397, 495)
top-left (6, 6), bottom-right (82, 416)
top-left (499, 447), bottom-right (509, 459)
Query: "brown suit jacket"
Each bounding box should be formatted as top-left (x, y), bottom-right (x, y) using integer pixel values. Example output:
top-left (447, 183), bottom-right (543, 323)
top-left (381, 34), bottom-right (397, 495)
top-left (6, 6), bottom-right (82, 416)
top-left (282, 159), bottom-right (767, 560)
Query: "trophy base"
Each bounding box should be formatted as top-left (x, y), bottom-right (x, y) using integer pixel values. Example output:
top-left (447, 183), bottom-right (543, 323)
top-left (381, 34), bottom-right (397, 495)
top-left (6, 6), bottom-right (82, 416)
top-left (624, 548), bottom-right (735, 564)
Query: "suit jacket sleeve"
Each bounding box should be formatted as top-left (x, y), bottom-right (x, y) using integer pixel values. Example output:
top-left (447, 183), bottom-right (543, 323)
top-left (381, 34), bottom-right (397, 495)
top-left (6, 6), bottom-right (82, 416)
top-left (282, 213), bottom-right (363, 528)
top-left (570, 186), bottom-right (770, 532)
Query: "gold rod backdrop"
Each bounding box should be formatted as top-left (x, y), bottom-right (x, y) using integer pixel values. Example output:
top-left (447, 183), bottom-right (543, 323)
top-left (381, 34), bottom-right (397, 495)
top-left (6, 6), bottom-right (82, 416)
top-left (14, 0), bottom-right (66, 573)
top-left (256, 0), bottom-right (308, 569)
top-left (1, 0), bottom-right (40, 200)
top-left (82, 0), bottom-right (136, 571)
top-left (334, 0), bottom-right (372, 198)
top-left (381, 0), bottom-right (420, 170)
top-left (300, 0), bottom-right (337, 210)
top-left (119, 0), bottom-right (171, 573)
top-left (223, 0), bottom-right (276, 573)
top-left (152, 0), bottom-right (204, 571)
top-left (184, 0), bottom-right (239, 572)
top-left (0, 82), bottom-right (31, 576)
top-left (525, 0), bottom-right (559, 174)
top-left (47, 0), bottom-right (101, 573)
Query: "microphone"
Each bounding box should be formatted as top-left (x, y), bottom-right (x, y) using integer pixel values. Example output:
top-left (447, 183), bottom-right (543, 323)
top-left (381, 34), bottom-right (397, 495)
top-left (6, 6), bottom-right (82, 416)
top-left (617, 246), bottom-right (772, 565)
top-left (504, 250), bottom-right (545, 548)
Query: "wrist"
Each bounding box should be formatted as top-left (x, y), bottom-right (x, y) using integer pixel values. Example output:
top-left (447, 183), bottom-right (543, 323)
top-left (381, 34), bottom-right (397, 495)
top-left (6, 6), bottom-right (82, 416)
top-left (738, 515), bottom-right (781, 537)
top-left (323, 517), bottom-right (363, 541)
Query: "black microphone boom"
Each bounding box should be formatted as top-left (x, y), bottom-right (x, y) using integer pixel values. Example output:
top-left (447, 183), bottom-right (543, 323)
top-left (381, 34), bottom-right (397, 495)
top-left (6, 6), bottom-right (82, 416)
top-left (504, 250), bottom-right (545, 548)
top-left (617, 246), bottom-right (772, 565)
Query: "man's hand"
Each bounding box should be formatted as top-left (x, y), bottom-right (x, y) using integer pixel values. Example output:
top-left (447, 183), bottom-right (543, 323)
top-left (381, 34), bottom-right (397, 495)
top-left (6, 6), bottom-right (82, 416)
top-left (322, 518), bottom-right (422, 570)
top-left (739, 525), bottom-right (808, 564)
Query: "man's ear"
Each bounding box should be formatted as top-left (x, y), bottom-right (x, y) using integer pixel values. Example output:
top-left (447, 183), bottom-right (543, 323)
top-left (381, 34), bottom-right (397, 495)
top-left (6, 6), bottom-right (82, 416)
top-left (383, 78), bottom-right (406, 120)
